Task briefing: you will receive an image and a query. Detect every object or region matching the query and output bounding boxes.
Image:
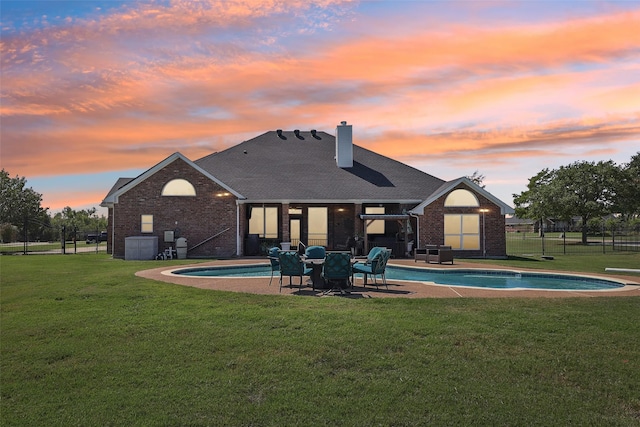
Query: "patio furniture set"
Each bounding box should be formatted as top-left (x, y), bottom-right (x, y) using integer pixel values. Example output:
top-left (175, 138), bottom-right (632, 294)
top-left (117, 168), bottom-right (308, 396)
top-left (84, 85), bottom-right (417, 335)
top-left (413, 245), bottom-right (454, 264)
top-left (267, 244), bottom-right (394, 294)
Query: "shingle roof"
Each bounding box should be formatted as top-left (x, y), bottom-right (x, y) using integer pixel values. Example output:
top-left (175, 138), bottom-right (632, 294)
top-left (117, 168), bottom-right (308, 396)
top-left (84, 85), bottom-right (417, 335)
top-left (194, 130), bottom-right (445, 203)
top-left (103, 177), bottom-right (135, 201)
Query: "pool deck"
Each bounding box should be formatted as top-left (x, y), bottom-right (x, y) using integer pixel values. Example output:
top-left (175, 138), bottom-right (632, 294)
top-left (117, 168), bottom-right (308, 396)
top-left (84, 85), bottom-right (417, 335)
top-left (136, 258), bottom-right (640, 298)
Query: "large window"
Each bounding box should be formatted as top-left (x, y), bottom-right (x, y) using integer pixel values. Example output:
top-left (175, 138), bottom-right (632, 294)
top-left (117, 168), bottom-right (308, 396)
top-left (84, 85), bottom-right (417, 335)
top-left (365, 206), bottom-right (385, 234)
top-left (308, 207), bottom-right (328, 246)
top-left (161, 179), bottom-right (196, 196)
top-left (444, 214), bottom-right (480, 250)
top-left (249, 207), bottom-right (278, 238)
top-left (141, 215), bottom-right (153, 233)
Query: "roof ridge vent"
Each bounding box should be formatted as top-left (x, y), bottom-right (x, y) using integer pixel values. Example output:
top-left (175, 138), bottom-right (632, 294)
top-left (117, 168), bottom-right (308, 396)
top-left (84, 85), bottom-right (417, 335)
top-left (310, 129), bottom-right (321, 140)
top-left (294, 129), bottom-right (304, 140)
top-left (276, 129), bottom-right (287, 140)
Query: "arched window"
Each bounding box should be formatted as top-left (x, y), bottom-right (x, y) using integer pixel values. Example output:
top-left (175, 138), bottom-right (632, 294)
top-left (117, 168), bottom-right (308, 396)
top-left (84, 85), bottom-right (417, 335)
top-left (444, 189), bottom-right (479, 207)
top-left (443, 189), bottom-right (481, 250)
top-left (161, 179), bottom-right (196, 196)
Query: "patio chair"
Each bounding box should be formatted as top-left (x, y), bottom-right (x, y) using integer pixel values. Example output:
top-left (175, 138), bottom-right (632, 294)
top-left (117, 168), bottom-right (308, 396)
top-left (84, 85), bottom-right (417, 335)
top-left (305, 245), bottom-right (326, 259)
top-left (277, 250), bottom-right (312, 292)
top-left (267, 246), bottom-right (280, 286)
top-left (427, 245), bottom-right (454, 264)
top-left (353, 246), bottom-right (386, 264)
top-left (322, 251), bottom-right (352, 289)
top-left (352, 248), bottom-right (391, 289)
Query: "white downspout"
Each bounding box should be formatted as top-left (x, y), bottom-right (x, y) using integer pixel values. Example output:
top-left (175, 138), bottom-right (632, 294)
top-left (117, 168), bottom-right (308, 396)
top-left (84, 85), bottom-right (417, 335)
top-left (111, 204), bottom-right (115, 258)
top-left (236, 201), bottom-right (241, 256)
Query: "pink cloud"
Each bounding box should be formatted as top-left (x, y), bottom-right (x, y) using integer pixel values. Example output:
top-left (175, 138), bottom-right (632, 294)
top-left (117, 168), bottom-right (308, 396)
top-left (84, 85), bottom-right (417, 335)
top-left (1, 1), bottom-right (638, 193)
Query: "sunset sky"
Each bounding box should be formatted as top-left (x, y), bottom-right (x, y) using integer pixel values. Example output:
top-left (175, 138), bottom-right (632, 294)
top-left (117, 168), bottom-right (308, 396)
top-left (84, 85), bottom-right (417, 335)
top-left (2, 0), bottom-right (639, 216)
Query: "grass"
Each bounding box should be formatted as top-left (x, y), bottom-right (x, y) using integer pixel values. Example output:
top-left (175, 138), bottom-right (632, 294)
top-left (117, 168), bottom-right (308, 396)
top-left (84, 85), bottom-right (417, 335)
top-left (2, 254), bottom-right (639, 426)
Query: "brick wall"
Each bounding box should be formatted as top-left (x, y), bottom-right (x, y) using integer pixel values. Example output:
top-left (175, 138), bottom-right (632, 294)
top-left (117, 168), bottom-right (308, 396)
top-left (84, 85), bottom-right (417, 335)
top-left (111, 158), bottom-right (237, 258)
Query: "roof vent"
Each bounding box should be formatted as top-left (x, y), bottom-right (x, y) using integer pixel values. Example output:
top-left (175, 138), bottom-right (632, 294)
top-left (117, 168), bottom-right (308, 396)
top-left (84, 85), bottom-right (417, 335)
top-left (276, 129), bottom-right (287, 140)
top-left (294, 129), bottom-right (304, 140)
top-left (310, 129), bottom-right (321, 140)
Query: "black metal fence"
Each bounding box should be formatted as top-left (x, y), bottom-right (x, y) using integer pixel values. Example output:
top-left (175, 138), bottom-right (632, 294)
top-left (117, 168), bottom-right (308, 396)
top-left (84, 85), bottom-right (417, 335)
top-left (506, 221), bottom-right (640, 256)
top-left (0, 226), bottom-right (107, 255)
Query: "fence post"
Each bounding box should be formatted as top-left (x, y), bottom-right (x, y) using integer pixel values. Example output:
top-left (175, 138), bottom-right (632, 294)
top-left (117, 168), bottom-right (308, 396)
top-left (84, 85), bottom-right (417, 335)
top-left (612, 223), bottom-right (615, 252)
top-left (602, 221), bottom-right (605, 254)
top-left (563, 227), bottom-right (566, 255)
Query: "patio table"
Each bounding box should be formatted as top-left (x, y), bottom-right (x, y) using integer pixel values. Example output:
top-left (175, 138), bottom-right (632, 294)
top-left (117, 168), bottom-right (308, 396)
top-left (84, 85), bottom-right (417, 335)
top-left (301, 256), bottom-right (325, 289)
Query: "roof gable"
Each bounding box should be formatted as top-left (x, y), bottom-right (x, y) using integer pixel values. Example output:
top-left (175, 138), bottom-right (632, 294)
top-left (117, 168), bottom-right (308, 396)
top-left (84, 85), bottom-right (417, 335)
top-left (408, 177), bottom-right (515, 215)
top-left (101, 152), bottom-right (244, 206)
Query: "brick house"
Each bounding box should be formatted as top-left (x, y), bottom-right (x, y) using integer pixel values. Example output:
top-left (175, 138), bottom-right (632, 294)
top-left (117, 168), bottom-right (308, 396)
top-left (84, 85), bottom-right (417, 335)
top-left (101, 122), bottom-right (514, 259)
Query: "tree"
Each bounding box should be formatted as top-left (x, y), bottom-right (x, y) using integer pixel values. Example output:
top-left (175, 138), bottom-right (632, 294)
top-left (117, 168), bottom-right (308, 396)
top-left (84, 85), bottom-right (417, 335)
top-left (513, 160), bottom-right (621, 244)
top-left (614, 152), bottom-right (640, 220)
top-left (467, 170), bottom-right (486, 188)
top-left (0, 170), bottom-right (48, 240)
top-left (51, 207), bottom-right (107, 241)
top-left (513, 169), bottom-right (556, 236)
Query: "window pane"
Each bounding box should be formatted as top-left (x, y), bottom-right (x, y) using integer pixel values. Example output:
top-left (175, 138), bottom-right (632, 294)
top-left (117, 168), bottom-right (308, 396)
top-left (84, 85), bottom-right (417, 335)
top-left (462, 214), bottom-right (479, 233)
top-left (444, 189), bottom-right (479, 207)
top-left (290, 219), bottom-right (301, 243)
top-left (264, 207), bottom-right (278, 238)
top-left (444, 235), bottom-right (460, 248)
top-left (141, 215), bottom-right (153, 233)
top-left (365, 207), bottom-right (385, 234)
top-left (308, 207), bottom-right (328, 246)
top-left (161, 179), bottom-right (196, 196)
top-left (444, 215), bottom-right (461, 234)
top-left (462, 235), bottom-right (480, 250)
top-left (249, 207), bottom-right (278, 238)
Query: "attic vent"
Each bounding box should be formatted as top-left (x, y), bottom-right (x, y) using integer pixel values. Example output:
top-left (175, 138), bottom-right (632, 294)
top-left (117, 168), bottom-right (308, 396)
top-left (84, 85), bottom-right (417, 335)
top-left (294, 129), bottom-right (304, 140)
top-left (310, 129), bottom-right (321, 140)
top-left (276, 129), bottom-right (287, 140)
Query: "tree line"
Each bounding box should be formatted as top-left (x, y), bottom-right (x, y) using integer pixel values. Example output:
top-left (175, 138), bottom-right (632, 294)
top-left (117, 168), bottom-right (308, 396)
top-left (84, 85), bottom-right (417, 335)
top-left (513, 152), bottom-right (640, 244)
top-left (0, 169), bottom-right (107, 243)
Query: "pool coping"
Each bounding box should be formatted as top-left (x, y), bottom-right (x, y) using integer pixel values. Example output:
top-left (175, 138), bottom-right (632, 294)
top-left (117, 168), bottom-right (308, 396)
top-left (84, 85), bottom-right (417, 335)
top-left (136, 258), bottom-right (640, 298)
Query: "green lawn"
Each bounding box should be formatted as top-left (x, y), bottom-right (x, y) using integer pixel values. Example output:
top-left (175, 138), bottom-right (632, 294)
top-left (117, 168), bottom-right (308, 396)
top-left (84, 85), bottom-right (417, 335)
top-left (1, 254), bottom-right (639, 426)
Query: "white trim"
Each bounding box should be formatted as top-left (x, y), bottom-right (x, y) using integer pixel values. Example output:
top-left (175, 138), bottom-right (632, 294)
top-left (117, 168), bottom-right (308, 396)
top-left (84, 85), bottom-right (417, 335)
top-left (236, 201), bottom-right (241, 256)
top-left (409, 177), bottom-right (514, 215)
top-left (102, 152), bottom-right (245, 204)
top-left (236, 198), bottom-right (423, 205)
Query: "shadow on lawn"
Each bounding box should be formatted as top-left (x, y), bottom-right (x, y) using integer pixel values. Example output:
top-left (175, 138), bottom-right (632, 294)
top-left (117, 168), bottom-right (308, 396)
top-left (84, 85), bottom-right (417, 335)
top-left (289, 282), bottom-right (414, 298)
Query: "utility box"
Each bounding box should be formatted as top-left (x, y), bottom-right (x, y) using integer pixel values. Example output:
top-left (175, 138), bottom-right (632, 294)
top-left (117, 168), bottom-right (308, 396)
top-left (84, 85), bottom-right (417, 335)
top-left (125, 236), bottom-right (158, 260)
top-left (176, 237), bottom-right (188, 259)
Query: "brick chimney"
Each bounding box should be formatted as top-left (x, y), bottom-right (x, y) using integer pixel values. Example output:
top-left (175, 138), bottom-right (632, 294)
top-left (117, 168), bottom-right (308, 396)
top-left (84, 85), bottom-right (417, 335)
top-left (335, 121), bottom-right (353, 168)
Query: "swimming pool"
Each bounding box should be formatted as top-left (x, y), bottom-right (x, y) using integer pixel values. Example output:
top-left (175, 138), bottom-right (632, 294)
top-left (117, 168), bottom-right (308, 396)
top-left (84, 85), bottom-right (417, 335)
top-left (170, 264), bottom-right (625, 291)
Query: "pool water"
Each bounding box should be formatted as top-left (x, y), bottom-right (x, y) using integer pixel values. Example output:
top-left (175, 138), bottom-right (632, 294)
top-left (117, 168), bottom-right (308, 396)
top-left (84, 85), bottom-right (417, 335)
top-left (171, 264), bottom-right (624, 291)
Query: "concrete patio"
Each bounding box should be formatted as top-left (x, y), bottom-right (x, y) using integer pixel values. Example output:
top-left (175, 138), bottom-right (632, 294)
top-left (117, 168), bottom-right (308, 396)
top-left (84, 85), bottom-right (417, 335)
top-left (136, 258), bottom-right (640, 299)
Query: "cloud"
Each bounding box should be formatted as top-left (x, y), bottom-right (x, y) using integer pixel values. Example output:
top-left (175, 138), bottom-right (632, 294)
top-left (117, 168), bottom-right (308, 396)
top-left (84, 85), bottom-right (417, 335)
top-left (366, 116), bottom-right (640, 162)
top-left (1, 1), bottom-right (638, 189)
